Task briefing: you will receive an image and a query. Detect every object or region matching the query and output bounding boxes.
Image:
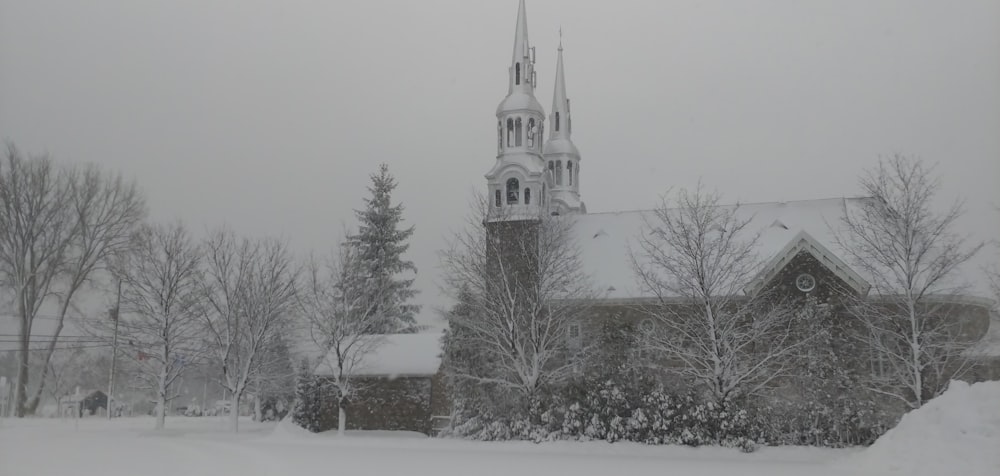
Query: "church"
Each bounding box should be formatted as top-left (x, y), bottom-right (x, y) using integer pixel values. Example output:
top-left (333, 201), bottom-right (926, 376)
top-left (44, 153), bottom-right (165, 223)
top-left (309, 0), bottom-right (998, 436)
top-left (484, 0), bottom-right (997, 391)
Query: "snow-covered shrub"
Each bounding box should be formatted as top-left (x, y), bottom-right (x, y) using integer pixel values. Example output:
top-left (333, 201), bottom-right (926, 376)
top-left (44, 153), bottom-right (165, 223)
top-left (533, 368), bottom-right (758, 450)
top-left (751, 398), bottom-right (893, 447)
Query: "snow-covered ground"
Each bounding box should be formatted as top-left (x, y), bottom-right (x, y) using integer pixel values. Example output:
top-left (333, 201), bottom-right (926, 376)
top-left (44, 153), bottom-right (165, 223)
top-left (1, 381), bottom-right (997, 476)
top-left (0, 416), bottom-right (854, 476)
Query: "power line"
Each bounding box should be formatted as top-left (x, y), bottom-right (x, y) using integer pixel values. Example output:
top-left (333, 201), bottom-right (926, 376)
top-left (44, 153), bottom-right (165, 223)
top-left (0, 344), bottom-right (114, 352)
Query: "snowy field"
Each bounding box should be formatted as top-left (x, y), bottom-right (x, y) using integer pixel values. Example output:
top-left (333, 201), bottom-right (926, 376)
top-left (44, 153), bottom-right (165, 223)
top-left (1, 381), bottom-right (997, 476)
top-left (0, 416), bottom-right (857, 476)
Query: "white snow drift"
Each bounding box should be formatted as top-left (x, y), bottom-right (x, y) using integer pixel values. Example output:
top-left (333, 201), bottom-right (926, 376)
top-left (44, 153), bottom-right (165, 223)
top-left (847, 379), bottom-right (1000, 476)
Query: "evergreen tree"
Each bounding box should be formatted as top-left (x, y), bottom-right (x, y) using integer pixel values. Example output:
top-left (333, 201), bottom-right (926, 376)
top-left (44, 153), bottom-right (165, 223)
top-left (349, 163), bottom-right (419, 333)
top-left (291, 359), bottom-right (322, 432)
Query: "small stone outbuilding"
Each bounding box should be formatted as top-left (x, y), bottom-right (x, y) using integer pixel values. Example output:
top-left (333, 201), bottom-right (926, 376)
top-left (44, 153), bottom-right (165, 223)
top-left (313, 332), bottom-right (450, 435)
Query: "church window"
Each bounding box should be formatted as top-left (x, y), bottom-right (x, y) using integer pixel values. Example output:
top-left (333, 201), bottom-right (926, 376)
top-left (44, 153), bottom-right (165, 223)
top-left (527, 118), bottom-right (535, 147)
top-left (524, 188), bottom-right (531, 205)
top-left (568, 161), bottom-right (573, 186)
top-left (796, 273), bottom-right (816, 293)
top-left (495, 189), bottom-right (501, 208)
top-left (541, 184), bottom-right (546, 204)
top-left (567, 322), bottom-right (582, 350)
top-left (506, 178), bottom-right (519, 204)
top-left (548, 161), bottom-right (554, 174)
top-left (555, 161), bottom-right (563, 186)
top-left (506, 118), bottom-right (514, 147)
top-left (871, 351), bottom-right (889, 380)
top-left (497, 121), bottom-right (503, 152)
top-left (515, 118), bottom-right (523, 146)
top-left (555, 112), bottom-right (560, 132)
top-left (515, 63), bottom-right (521, 85)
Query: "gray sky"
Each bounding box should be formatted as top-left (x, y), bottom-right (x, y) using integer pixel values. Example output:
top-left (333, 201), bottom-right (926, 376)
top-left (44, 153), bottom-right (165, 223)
top-left (2, 0), bottom-right (998, 328)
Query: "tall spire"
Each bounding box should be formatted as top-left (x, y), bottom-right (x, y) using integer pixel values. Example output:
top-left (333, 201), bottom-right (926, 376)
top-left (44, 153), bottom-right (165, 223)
top-left (512, 0), bottom-right (530, 65)
top-left (544, 37), bottom-right (584, 215)
top-left (550, 37), bottom-right (570, 140)
top-left (508, 0), bottom-right (535, 94)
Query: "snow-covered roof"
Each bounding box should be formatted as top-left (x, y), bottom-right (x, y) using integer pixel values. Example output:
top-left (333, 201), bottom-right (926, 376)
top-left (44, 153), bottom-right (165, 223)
top-left (315, 332), bottom-right (444, 378)
top-left (572, 197), bottom-right (992, 302)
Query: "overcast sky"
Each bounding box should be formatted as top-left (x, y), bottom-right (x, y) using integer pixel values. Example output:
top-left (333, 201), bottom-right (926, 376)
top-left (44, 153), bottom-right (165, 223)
top-left (2, 0), bottom-right (998, 328)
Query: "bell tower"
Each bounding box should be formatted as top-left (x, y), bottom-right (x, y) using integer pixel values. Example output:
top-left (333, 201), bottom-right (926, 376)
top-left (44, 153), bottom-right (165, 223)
top-left (485, 0), bottom-right (547, 222)
top-left (543, 36), bottom-right (585, 215)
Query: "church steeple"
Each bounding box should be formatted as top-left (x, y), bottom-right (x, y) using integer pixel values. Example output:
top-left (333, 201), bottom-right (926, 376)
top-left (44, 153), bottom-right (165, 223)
top-left (486, 0), bottom-right (547, 222)
top-left (544, 36), bottom-right (585, 215)
top-left (509, 0), bottom-right (536, 94)
top-left (550, 38), bottom-right (570, 140)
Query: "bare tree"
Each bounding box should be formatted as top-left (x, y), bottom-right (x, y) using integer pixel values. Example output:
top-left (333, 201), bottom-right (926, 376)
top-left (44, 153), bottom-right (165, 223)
top-left (201, 230), bottom-right (298, 432)
top-left (631, 185), bottom-right (810, 404)
top-left (985, 208), bottom-right (1000, 311)
top-left (0, 144), bottom-right (75, 417)
top-left (116, 223), bottom-right (205, 430)
top-left (837, 155), bottom-right (983, 409)
top-left (440, 197), bottom-right (594, 401)
top-left (27, 164), bottom-right (145, 413)
top-left (299, 242), bottom-right (386, 435)
top-left (0, 144), bottom-right (144, 416)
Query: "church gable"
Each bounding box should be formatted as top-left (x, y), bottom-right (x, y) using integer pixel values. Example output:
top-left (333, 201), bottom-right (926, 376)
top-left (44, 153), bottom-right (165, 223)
top-left (747, 230), bottom-right (871, 297)
top-left (759, 249), bottom-right (859, 304)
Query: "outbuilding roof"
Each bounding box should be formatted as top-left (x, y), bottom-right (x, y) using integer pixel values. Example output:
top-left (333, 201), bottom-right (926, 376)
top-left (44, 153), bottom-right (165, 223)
top-left (314, 332), bottom-right (443, 379)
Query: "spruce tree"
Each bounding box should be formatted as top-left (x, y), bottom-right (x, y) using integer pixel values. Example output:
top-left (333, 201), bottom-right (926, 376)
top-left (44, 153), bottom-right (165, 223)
top-left (291, 359), bottom-right (324, 432)
top-left (349, 163), bottom-right (419, 333)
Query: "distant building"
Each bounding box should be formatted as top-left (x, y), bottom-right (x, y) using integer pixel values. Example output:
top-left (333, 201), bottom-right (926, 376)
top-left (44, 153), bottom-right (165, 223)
top-left (313, 333), bottom-right (448, 435)
top-left (61, 389), bottom-right (108, 418)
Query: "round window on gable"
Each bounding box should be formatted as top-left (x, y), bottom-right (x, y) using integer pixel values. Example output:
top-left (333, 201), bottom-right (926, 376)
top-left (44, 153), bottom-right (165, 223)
top-left (796, 273), bottom-right (817, 293)
top-left (639, 319), bottom-right (655, 334)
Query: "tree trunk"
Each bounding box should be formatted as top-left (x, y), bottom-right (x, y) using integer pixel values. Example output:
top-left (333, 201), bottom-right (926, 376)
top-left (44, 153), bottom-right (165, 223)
top-left (229, 391), bottom-right (241, 433)
top-left (155, 367), bottom-right (168, 430)
top-left (253, 375), bottom-right (263, 422)
top-left (14, 330), bottom-right (29, 417)
top-left (253, 394), bottom-right (263, 422)
top-left (26, 293), bottom-right (78, 415)
top-left (908, 300), bottom-right (923, 409)
top-left (337, 398), bottom-right (347, 436)
top-left (155, 393), bottom-right (166, 430)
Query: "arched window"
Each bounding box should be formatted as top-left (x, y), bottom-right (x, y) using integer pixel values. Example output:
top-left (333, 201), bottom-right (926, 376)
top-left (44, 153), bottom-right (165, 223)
top-left (495, 189), bottom-right (501, 208)
top-left (541, 184), bottom-right (546, 204)
top-left (524, 188), bottom-right (531, 205)
top-left (515, 63), bottom-right (521, 85)
top-left (506, 178), bottom-right (519, 204)
top-left (514, 118), bottom-right (523, 146)
top-left (555, 112), bottom-right (560, 132)
top-left (548, 161), bottom-right (554, 173)
top-left (506, 118), bottom-right (514, 147)
top-left (527, 118), bottom-right (535, 147)
top-left (568, 161), bottom-right (573, 186)
top-left (497, 121), bottom-right (503, 152)
top-left (555, 161), bottom-right (563, 186)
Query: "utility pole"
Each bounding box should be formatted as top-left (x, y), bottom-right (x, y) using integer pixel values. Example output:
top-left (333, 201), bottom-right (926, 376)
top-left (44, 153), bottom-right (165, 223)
top-left (106, 278), bottom-right (121, 420)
